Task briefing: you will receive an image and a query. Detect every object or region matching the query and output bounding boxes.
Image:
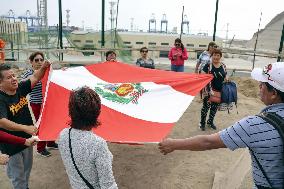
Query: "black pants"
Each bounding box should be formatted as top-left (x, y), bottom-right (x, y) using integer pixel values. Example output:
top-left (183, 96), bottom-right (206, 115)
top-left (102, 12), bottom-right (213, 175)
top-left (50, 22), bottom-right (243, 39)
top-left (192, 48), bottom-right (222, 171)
top-left (200, 96), bottom-right (219, 124)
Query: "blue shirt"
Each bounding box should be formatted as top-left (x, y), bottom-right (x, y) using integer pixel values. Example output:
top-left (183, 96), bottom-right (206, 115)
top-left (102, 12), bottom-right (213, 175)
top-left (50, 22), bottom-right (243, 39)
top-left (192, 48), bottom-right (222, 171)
top-left (219, 103), bottom-right (284, 188)
top-left (21, 69), bottom-right (43, 104)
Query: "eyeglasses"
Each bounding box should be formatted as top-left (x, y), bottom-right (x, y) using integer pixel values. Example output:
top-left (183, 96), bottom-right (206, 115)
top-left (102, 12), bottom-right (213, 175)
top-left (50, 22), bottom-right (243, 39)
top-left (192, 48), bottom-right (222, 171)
top-left (141, 51), bottom-right (148, 53)
top-left (210, 45), bottom-right (218, 48)
top-left (34, 58), bottom-right (44, 62)
top-left (175, 43), bottom-right (181, 46)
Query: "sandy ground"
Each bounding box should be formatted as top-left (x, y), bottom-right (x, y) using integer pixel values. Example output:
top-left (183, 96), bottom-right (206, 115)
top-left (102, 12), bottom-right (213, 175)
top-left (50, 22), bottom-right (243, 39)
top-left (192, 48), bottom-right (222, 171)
top-left (0, 74), bottom-right (263, 189)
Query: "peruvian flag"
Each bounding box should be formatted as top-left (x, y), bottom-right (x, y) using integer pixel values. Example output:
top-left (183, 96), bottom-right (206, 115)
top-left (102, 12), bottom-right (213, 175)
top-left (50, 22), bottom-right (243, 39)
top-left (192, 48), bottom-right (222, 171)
top-left (37, 62), bottom-right (212, 143)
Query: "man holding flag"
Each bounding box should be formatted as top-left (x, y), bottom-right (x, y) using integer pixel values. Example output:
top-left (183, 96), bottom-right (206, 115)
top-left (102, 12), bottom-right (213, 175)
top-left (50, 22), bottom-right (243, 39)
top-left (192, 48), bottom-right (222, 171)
top-left (0, 60), bottom-right (51, 189)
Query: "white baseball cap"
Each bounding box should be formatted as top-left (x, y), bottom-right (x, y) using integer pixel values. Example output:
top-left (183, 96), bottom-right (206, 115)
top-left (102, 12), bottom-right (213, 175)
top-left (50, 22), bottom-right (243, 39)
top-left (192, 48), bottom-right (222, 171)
top-left (251, 62), bottom-right (284, 92)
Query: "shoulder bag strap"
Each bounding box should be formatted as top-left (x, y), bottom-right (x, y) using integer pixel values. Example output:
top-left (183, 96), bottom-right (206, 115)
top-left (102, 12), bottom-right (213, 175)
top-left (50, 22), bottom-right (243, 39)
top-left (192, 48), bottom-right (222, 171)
top-left (253, 112), bottom-right (284, 188)
top-left (249, 149), bottom-right (273, 188)
top-left (68, 128), bottom-right (95, 189)
top-left (259, 112), bottom-right (284, 165)
top-left (260, 112), bottom-right (284, 144)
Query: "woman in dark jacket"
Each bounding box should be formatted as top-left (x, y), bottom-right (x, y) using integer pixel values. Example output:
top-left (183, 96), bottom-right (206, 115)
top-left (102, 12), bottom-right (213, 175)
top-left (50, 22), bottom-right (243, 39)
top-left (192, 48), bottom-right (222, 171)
top-left (200, 48), bottom-right (227, 131)
top-left (136, 47), bottom-right (155, 69)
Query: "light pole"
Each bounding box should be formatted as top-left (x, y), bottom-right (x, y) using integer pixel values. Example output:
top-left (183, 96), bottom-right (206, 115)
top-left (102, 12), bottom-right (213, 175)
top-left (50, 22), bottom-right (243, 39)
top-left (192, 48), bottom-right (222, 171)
top-left (101, 0), bottom-right (105, 48)
top-left (277, 24), bottom-right (284, 62)
top-left (213, 0), bottom-right (219, 41)
top-left (58, 0), bottom-right (63, 61)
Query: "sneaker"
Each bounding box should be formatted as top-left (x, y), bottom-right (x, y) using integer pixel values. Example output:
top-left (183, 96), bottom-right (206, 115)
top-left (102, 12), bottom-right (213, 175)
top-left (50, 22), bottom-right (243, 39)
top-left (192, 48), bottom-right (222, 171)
top-left (207, 123), bottom-right (217, 130)
top-left (199, 123), bottom-right (205, 131)
top-left (47, 143), bottom-right (58, 150)
top-left (37, 149), bottom-right (51, 157)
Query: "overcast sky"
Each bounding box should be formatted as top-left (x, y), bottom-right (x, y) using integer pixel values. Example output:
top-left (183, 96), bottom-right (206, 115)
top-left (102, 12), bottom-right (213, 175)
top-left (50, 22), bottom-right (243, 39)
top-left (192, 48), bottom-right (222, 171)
top-left (1, 0), bottom-right (283, 40)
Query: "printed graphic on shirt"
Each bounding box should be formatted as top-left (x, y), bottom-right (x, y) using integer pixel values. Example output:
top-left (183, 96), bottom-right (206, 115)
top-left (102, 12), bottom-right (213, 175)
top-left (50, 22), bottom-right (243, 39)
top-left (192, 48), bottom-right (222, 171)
top-left (9, 97), bottom-right (28, 116)
top-left (94, 83), bottom-right (148, 104)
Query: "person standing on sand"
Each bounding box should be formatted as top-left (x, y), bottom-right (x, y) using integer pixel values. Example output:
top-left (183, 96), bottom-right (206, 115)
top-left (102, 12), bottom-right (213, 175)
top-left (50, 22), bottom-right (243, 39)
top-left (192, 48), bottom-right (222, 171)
top-left (159, 62), bottom-right (284, 189)
top-left (199, 49), bottom-right (227, 131)
top-left (21, 51), bottom-right (58, 157)
top-left (0, 61), bottom-right (50, 189)
top-left (168, 38), bottom-right (188, 72)
top-left (58, 86), bottom-right (117, 189)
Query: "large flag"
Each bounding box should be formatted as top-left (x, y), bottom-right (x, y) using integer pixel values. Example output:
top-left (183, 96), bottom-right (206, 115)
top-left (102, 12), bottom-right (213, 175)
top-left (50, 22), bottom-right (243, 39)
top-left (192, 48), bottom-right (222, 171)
top-left (37, 62), bottom-right (212, 143)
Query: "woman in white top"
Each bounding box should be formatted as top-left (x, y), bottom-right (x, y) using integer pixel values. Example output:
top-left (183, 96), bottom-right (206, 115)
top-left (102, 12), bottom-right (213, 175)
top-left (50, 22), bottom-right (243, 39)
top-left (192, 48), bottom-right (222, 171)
top-left (195, 41), bottom-right (217, 73)
top-left (58, 86), bottom-right (117, 189)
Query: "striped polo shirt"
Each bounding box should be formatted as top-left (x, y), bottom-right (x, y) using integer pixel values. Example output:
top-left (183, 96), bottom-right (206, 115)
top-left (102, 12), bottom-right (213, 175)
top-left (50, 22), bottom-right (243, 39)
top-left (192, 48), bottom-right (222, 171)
top-left (219, 103), bottom-right (284, 188)
top-left (21, 69), bottom-right (43, 104)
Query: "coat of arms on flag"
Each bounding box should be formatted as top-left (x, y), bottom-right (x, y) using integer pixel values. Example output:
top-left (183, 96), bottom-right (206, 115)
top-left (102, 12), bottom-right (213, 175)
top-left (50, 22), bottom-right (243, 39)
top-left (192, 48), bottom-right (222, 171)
top-left (95, 83), bottom-right (148, 104)
top-left (37, 61), bottom-right (213, 143)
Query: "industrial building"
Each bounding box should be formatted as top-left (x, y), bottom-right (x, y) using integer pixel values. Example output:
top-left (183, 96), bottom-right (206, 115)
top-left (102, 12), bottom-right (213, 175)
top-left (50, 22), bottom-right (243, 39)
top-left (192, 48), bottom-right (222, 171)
top-left (0, 18), bottom-right (28, 44)
top-left (69, 31), bottom-right (222, 59)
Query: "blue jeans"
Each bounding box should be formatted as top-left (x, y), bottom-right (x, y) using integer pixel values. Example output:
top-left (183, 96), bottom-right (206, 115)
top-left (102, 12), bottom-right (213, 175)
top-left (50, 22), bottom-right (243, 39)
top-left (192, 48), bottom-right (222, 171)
top-left (6, 147), bottom-right (33, 189)
top-left (171, 65), bottom-right (184, 72)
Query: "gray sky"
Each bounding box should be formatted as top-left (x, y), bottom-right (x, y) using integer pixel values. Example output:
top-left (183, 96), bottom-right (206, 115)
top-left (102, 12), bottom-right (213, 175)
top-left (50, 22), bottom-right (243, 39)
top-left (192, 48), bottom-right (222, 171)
top-left (1, 0), bottom-right (283, 40)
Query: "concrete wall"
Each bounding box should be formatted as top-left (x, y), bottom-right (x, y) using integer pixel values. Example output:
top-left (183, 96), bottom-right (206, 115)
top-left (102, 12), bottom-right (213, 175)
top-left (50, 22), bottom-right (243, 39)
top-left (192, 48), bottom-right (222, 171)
top-left (70, 31), bottom-right (223, 60)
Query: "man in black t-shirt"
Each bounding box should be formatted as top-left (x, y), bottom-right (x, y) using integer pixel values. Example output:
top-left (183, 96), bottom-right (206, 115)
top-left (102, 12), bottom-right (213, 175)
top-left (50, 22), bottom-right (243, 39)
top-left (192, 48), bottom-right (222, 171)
top-left (0, 62), bottom-right (50, 189)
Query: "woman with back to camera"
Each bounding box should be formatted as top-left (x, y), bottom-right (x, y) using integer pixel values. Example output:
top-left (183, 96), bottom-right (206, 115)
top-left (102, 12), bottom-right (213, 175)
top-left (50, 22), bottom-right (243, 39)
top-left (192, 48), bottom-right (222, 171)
top-left (58, 86), bottom-right (117, 189)
top-left (136, 47), bottom-right (155, 69)
top-left (199, 48), bottom-right (228, 131)
top-left (168, 38), bottom-right (188, 72)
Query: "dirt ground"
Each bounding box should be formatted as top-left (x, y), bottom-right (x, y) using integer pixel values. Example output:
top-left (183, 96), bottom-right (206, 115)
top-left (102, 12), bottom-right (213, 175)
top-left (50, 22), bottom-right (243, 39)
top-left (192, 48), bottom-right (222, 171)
top-left (0, 76), bottom-right (263, 189)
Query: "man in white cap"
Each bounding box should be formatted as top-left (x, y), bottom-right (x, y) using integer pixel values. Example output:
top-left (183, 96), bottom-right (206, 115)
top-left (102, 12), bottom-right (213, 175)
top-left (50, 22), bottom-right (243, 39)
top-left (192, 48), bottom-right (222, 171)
top-left (159, 62), bottom-right (284, 189)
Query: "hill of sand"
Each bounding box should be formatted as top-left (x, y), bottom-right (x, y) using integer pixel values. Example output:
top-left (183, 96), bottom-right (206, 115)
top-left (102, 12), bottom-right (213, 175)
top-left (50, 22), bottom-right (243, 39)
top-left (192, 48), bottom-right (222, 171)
top-left (246, 11), bottom-right (284, 52)
top-left (0, 76), bottom-right (263, 189)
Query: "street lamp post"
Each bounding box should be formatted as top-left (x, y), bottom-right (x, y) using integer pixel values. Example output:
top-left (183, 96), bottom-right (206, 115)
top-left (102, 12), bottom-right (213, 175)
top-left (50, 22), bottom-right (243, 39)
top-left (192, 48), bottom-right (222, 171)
top-left (58, 0), bottom-right (63, 61)
top-left (213, 0), bottom-right (219, 41)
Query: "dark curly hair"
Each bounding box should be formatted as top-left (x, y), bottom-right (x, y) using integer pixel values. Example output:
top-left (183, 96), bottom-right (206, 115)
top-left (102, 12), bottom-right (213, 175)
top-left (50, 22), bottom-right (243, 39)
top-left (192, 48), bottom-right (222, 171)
top-left (29, 51), bottom-right (44, 61)
top-left (68, 86), bottom-right (101, 130)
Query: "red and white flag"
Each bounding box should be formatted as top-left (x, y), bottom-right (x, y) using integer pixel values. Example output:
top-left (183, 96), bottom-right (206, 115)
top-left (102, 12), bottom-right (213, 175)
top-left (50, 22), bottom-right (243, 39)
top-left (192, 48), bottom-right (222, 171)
top-left (37, 62), bottom-right (212, 143)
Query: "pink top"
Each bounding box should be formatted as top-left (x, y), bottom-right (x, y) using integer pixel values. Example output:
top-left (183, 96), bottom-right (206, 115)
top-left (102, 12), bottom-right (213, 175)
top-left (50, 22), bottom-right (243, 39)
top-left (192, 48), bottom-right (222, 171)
top-left (168, 47), bottom-right (188, 66)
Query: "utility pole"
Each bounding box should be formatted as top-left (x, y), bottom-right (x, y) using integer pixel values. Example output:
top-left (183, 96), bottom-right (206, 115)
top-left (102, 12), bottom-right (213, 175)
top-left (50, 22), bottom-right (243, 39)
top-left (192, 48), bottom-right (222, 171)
top-left (109, 1), bottom-right (116, 48)
top-left (226, 23), bottom-right (229, 39)
top-left (179, 6), bottom-right (184, 39)
top-left (277, 23), bottom-right (284, 62)
top-left (114, 0), bottom-right (120, 48)
top-left (101, 0), bottom-right (105, 61)
top-left (252, 12), bottom-right (262, 70)
top-left (101, 0), bottom-right (105, 48)
top-left (213, 0), bottom-right (219, 41)
top-left (229, 34), bottom-right (235, 48)
top-left (58, 0), bottom-right (63, 61)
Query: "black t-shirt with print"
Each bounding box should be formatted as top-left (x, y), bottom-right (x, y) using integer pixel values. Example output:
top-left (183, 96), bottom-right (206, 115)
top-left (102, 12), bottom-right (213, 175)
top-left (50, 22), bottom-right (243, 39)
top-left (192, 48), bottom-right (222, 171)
top-left (0, 80), bottom-right (33, 156)
top-left (203, 63), bottom-right (227, 91)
